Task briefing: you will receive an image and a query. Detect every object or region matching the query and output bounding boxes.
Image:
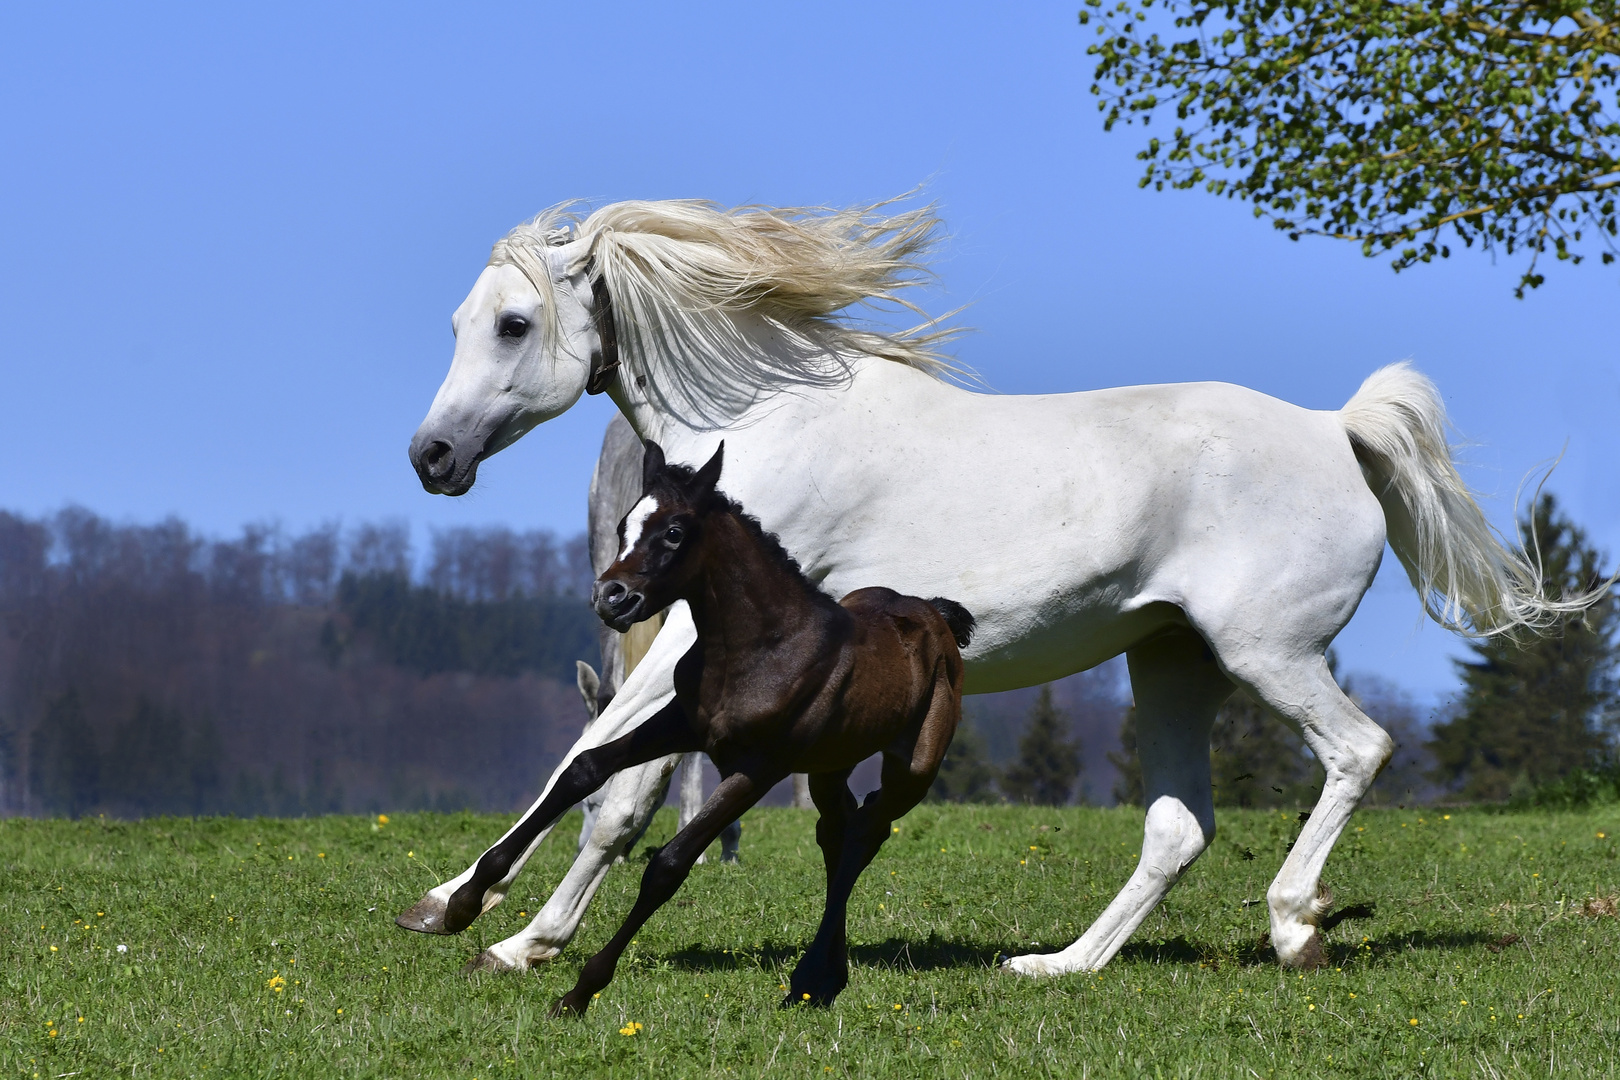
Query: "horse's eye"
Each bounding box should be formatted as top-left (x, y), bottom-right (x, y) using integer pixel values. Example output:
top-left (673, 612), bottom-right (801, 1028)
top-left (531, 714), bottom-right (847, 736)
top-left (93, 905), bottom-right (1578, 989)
top-left (497, 314), bottom-right (530, 339)
top-left (664, 526), bottom-right (684, 546)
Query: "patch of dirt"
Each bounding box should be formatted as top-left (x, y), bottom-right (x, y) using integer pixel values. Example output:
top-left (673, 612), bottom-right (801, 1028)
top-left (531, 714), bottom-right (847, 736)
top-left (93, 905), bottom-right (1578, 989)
top-left (1576, 895), bottom-right (1618, 918)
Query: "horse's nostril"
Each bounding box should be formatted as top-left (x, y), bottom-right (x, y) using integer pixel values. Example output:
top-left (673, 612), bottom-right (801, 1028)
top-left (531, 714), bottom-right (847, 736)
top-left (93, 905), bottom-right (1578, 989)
top-left (423, 440), bottom-right (454, 479)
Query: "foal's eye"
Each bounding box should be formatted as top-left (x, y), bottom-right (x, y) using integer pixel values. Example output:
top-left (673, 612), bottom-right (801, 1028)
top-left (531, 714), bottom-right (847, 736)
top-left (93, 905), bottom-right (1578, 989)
top-left (496, 314), bottom-right (530, 339)
top-left (663, 526), bottom-right (684, 546)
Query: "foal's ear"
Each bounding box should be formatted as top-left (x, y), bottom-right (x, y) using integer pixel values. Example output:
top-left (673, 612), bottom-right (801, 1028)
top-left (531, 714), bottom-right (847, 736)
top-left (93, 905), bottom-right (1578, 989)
top-left (641, 439), bottom-right (667, 491)
top-left (691, 441), bottom-right (725, 497)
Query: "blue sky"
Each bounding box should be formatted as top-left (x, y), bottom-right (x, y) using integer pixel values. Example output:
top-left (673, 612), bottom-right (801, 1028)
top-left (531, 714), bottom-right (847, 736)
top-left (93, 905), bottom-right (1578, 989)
top-left (2, 2), bottom-right (1616, 705)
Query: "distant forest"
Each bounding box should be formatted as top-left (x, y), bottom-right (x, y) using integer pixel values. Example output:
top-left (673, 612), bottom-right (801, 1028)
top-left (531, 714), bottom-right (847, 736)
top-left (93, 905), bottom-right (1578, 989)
top-left (0, 508), bottom-right (598, 818)
top-left (0, 505), bottom-right (1459, 820)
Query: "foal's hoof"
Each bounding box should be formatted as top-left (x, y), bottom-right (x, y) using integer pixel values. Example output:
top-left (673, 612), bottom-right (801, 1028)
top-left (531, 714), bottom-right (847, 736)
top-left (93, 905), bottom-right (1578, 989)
top-left (395, 894), bottom-right (453, 935)
top-left (781, 989), bottom-right (837, 1009)
top-left (550, 992), bottom-right (590, 1019)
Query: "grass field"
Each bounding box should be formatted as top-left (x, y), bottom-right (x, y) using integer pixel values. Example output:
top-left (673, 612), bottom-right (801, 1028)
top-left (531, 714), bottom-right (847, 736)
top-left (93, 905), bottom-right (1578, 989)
top-left (3, 803), bottom-right (1618, 1078)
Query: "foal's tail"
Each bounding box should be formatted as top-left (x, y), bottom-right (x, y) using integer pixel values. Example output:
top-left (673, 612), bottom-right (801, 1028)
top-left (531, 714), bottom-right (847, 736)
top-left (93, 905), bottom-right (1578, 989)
top-left (1339, 362), bottom-right (1608, 637)
top-left (927, 598), bottom-right (976, 649)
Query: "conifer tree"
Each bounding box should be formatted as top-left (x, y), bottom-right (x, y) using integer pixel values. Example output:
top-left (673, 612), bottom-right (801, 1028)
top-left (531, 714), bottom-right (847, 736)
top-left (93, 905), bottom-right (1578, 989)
top-left (1429, 494), bottom-right (1619, 801)
top-left (929, 716), bottom-right (999, 803)
top-left (1209, 690), bottom-right (1319, 808)
top-left (1002, 685), bottom-right (1083, 805)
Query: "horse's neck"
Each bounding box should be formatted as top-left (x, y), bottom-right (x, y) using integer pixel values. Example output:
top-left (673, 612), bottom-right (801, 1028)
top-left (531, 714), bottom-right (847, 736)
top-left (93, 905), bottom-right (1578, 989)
top-left (604, 323), bottom-right (861, 444)
top-left (682, 513), bottom-right (828, 662)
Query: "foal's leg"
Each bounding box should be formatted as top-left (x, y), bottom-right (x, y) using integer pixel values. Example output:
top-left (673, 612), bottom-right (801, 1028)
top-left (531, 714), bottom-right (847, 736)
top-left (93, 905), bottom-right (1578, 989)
top-left (1005, 629), bottom-right (1232, 977)
top-left (466, 755), bottom-right (681, 972)
top-left (398, 699), bottom-right (700, 936)
top-left (396, 605), bottom-right (696, 936)
top-left (789, 750), bottom-right (941, 1006)
top-left (807, 769), bottom-right (858, 894)
top-left (1220, 650), bottom-right (1392, 968)
top-left (552, 769), bottom-right (782, 1017)
top-left (679, 753), bottom-right (741, 863)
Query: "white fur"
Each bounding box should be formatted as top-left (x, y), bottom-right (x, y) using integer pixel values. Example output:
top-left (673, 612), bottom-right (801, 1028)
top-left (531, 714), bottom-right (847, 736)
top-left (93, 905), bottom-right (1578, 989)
top-left (411, 197), bottom-right (1603, 976)
top-left (1341, 362), bottom-right (1605, 635)
top-left (618, 495), bottom-right (658, 561)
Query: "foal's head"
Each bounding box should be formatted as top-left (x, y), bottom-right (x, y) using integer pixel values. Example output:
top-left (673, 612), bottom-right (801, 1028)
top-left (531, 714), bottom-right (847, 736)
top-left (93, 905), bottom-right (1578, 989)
top-left (592, 440), bottom-right (725, 632)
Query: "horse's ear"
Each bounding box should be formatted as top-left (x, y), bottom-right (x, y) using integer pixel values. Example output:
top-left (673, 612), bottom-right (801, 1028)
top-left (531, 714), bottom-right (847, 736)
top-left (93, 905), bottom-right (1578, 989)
top-left (692, 441), bottom-right (724, 497)
top-left (641, 440), bottom-right (666, 490)
top-left (575, 661), bottom-right (600, 721)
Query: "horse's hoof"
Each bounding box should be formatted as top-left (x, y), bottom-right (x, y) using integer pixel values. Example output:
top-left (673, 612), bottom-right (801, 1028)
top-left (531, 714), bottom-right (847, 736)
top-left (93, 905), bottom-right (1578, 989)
top-left (461, 950), bottom-right (512, 974)
top-left (781, 989), bottom-right (836, 1009)
top-left (1001, 952), bottom-right (1061, 978)
top-left (1278, 929), bottom-right (1328, 970)
top-left (395, 894), bottom-right (452, 935)
top-left (550, 994), bottom-right (589, 1019)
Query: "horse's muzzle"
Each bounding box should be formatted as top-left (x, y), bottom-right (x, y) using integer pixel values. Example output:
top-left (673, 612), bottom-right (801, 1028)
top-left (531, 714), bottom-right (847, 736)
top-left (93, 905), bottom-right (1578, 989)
top-left (592, 580), bottom-right (645, 631)
top-left (408, 431), bottom-right (479, 496)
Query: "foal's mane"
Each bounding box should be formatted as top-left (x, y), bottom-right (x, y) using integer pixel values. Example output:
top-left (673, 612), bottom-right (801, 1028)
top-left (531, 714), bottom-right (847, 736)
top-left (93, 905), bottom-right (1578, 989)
top-left (489, 197), bottom-right (965, 428)
top-left (656, 462), bottom-right (842, 615)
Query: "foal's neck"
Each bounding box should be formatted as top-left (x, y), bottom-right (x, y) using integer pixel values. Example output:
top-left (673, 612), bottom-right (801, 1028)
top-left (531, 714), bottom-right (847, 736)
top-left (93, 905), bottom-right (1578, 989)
top-left (683, 511), bottom-right (833, 657)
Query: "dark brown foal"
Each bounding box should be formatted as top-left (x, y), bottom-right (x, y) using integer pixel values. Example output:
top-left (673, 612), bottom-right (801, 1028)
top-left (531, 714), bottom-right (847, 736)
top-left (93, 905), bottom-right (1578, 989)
top-left (537, 438), bottom-right (972, 1016)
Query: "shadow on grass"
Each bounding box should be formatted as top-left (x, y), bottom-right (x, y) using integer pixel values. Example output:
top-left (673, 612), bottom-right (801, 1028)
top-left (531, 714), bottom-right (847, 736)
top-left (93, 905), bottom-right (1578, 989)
top-left (663, 933), bottom-right (1007, 973)
top-left (659, 921), bottom-right (1507, 976)
top-left (1106, 922), bottom-right (1505, 970)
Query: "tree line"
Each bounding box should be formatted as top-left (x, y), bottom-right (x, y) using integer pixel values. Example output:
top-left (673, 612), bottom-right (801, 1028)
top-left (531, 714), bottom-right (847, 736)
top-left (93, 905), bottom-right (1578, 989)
top-left (0, 507), bottom-right (596, 818)
top-left (4, 493), bottom-right (1614, 818)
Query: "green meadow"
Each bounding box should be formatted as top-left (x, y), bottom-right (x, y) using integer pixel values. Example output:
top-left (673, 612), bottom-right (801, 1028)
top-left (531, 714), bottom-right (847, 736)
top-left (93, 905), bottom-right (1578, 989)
top-left (3, 804), bottom-right (1618, 1078)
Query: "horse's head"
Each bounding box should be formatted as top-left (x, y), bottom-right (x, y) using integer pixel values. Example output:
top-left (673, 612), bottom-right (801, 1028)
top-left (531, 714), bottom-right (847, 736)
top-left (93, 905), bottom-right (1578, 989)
top-left (409, 232), bottom-right (605, 495)
top-left (592, 440), bottom-right (723, 632)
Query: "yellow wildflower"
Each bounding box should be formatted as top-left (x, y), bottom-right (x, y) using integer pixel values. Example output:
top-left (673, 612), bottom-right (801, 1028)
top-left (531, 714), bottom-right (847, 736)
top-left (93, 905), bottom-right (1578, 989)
top-left (618, 1021), bottom-right (644, 1036)
top-left (268, 975), bottom-right (287, 993)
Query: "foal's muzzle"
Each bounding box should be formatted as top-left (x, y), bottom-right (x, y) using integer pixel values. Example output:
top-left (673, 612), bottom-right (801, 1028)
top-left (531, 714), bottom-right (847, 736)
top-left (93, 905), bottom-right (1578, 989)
top-left (592, 580), bottom-right (646, 631)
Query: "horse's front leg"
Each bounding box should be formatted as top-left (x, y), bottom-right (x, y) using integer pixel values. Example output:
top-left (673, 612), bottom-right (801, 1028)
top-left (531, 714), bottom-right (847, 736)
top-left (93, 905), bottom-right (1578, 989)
top-left (552, 768), bottom-right (782, 1017)
top-left (679, 753), bottom-right (743, 864)
top-left (395, 605), bottom-right (696, 936)
top-left (465, 754), bottom-right (681, 972)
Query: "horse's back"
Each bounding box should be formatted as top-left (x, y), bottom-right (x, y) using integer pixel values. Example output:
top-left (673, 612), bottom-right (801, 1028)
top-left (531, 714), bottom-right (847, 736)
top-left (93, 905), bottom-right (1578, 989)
top-left (838, 587), bottom-right (966, 688)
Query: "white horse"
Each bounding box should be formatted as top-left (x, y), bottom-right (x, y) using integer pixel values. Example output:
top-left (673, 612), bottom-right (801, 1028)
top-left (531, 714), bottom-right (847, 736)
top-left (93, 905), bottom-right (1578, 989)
top-left (398, 197), bottom-right (1592, 976)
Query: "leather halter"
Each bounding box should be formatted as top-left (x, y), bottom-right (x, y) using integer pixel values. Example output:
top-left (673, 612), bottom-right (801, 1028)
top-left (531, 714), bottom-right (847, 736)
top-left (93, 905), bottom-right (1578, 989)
top-left (585, 263), bottom-right (620, 396)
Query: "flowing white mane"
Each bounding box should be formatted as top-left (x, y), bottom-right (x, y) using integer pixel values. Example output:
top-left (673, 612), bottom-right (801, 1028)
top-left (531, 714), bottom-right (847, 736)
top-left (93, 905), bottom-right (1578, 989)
top-left (489, 197), bottom-right (963, 427)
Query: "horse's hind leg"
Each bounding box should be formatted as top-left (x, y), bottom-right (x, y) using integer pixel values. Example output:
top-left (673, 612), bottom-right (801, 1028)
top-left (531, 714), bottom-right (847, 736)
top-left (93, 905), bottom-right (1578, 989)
top-left (1005, 629), bottom-right (1232, 977)
top-left (1221, 651), bottom-right (1392, 968)
top-left (789, 693), bottom-right (951, 1008)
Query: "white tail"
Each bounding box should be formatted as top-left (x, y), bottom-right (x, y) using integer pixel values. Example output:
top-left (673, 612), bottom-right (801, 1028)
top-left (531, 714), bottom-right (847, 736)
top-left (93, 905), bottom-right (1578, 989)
top-left (1340, 362), bottom-right (1606, 637)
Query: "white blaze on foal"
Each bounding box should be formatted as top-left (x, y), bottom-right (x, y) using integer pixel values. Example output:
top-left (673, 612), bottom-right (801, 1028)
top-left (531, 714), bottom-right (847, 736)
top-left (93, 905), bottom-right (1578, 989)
top-left (617, 495), bottom-right (659, 561)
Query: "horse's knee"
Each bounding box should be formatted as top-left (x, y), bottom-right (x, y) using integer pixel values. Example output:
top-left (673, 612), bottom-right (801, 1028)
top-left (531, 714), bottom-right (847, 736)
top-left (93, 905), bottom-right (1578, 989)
top-left (1316, 723), bottom-right (1394, 797)
top-left (1142, 794), bottom-right (1214, 879)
